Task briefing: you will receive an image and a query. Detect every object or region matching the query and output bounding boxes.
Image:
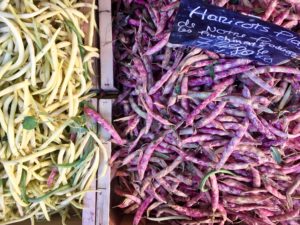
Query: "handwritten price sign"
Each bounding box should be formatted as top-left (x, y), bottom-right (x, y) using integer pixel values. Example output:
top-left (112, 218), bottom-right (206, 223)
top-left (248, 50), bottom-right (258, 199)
top-left (169, 0), bottom-right (300, 64)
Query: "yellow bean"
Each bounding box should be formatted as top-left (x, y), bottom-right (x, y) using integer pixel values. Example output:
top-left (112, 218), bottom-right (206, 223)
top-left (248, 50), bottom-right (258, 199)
top-left (0, 16), bottom-right (25, 70)
top-left (1, 144), bottom-right (69, 164)
top-left (24, 33), bottom-right (36, 87)
top-left (0, 60), bottom-right (12, 80)
top-left (80, 147), bottom-right (99, 191)
top-left (68, 82), bottom-right (74, 117)
top-left (3, 164), bottom-right (22, 195)
top-left (0, 7), bottom-right (49, 19)
top-left (0, 80), bottom-right (29, 98)
top-left (40, 201), bottom-right (50, 221)
top-left (0, 108), bottom-right (8, 133)
top-left (83, 51), bottom-right (99, 63)
top-left (88, 0), bottom-right (96, 47)
top-left (59, 31), bottom-right (78, 101)
top-left (7, 95), bottom-right (18, 156)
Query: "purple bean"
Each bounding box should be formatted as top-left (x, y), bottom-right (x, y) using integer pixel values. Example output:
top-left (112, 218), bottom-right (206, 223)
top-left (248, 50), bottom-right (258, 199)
top-left (196, 102), bottom-right (227, 128)
top-left (210, 174), bottom-right (219, 212)
top-left (186, 78), bottom-right (234, 126)
top-left (138, 135), bottom-right (165, 180)
top-left (181, 135), bottom-right (218, 145)
top-left (251, 166), bottom-right (261, 188)
top-left (141, 94), bottom-right (173, 126)
top-left (133, 196), bottom-right (154, 225)
top-left (144, 33), bottom-right (170, 56)
top-left (269, 209), bottom-right (300, 222)
top-left (188, 77), bottom-right (213, 87)
top-left (245, 105), bottom-right (275, 139)
top-left (169, 205), bottom-right (210, 218)
top-left (162, 47), bottom-right (172, 68)
top-left (218, 183), bottom-right (242, 195)
top-left (214, 65), bottom-right (254, 80)
top-left (216, 119), bottom-right (249, 169)
top-left (84, 107), bottom-right (126, 145)
top-left (155, 156), bottom-right (183, 179)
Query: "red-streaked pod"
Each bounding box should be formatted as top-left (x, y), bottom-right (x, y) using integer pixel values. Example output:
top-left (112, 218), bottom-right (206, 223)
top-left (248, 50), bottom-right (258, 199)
top-left (209, 174), bottom-right (219, 212)
top-left (195, 102), bottom-right (227, 128)
top-left (262, 0), bottom-right (278, 21)
top-left (216, 119), bottom-right (249, 169)
top-left (269, 209), bottom-right (300, 222)
top-left (133, 196), bottom-right (154, 225)
top-left (84, 107), bottom-right (126, 145)
top-left (186, 78), bottom-right (234, 126)
top-left (250, 166), bottom-right (262, 188)
top-left (169, 205), bottom-right (211, 218)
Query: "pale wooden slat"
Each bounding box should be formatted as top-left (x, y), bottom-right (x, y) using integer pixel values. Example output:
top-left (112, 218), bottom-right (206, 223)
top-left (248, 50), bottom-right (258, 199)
top-left (82, 98), bottom-right (98, 225)
top-left (96, 1), bottom-right (114, 224)
top-left (82, 179), bottom-right (96, 224)
top-left (99, 0), bottom-right (116, 91)
top-left (96, 99), bottom-right (112, 225)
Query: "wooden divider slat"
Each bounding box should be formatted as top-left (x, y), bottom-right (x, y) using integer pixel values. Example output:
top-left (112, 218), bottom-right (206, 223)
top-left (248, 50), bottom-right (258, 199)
top-left (97, 99), bottom-right (113, 225)
top-left (82, 98), bottom-right (98, 225)
top-left (99, 0), bottom-right (116, 91)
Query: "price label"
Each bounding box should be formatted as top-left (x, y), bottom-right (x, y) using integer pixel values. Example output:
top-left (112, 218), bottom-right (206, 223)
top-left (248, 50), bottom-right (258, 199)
top-left (169, 0), bottom-right (300, 64)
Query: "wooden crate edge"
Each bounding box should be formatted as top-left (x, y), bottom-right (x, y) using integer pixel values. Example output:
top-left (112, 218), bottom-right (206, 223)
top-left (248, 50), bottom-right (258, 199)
top-left (96, 99), bottom-right (113, 225)
top-left (99, 0), bottom-right (116, 92)
top-left (82, 98), bottom-right (98, 225)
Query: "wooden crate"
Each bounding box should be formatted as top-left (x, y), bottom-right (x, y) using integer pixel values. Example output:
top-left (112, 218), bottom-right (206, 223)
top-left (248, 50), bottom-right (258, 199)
top-left (9, 0), bottom-right (109, 224)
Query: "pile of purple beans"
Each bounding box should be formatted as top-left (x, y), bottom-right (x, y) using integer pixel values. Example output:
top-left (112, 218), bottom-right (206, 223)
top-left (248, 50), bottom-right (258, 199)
top-left (107, 0), bottom-right (300, 224)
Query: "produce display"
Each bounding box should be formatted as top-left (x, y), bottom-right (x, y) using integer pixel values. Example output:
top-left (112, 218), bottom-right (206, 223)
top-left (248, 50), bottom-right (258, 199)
top-left (111, 0), bottom-right (300, 224)
top-left (0, 1), bottom-right (105, 224)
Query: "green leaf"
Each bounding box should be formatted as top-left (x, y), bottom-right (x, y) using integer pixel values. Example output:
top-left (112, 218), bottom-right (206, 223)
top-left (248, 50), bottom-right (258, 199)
top-left (199, 169), bottom-right (236, 192)
top-left (154, 152), bottom-right (169, 160)
top-left (23, 116), bottom-right (38, 130)
top-left (207, 61), bottom-right (218, 79)
top-left (208, 66), bottom-right (215, 79)
top-left (86, 137), bottom-right (94, 152)
top-left (270, 146), bottom-right (282, 164)
top-left (85, 114), bottom-right (97, 132)
top-left (174, 85), bottom-right (181, 94)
